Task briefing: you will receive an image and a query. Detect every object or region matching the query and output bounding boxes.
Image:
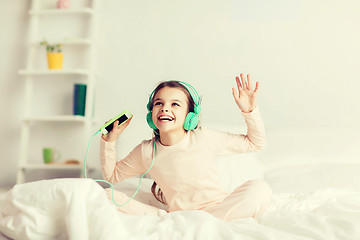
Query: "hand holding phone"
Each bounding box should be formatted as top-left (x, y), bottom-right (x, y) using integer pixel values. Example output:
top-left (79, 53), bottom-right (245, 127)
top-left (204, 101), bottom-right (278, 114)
top-left (100, 110), bottom-right (133, 142)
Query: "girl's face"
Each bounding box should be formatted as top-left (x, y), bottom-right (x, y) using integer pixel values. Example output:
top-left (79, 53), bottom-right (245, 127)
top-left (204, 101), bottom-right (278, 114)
top-left (152, 87), bottom-right (189, 135)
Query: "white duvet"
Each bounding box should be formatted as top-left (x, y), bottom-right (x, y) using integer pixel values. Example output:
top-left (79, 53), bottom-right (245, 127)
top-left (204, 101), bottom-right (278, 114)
top-left (1, 173), bottom-right (360, 240)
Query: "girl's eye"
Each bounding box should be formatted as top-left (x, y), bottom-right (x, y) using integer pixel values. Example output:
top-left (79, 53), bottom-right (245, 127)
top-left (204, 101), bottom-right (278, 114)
top-left (172, 103), bottom-right (180, 107)
top-left (154, 102), bottom-right (162, 106)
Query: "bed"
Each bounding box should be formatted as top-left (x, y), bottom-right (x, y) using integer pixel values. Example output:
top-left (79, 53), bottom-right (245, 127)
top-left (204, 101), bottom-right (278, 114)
top-left (1, 127), bottom-right (360, 240)
top-left (1, 163), bottom-right (360, 239)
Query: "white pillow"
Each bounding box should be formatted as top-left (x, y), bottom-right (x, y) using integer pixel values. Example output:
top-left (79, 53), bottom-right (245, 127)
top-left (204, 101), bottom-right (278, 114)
top-left (264, 163), bottom-right (360, 194)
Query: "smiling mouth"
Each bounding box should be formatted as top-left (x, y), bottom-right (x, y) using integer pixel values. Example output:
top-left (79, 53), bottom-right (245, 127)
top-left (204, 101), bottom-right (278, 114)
top-left (158, 115), bottom-right (174, 121)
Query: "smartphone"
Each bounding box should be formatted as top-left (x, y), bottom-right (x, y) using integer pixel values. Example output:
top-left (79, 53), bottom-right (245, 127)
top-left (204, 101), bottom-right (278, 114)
top-left (100, 110), bottom-right (133, 135)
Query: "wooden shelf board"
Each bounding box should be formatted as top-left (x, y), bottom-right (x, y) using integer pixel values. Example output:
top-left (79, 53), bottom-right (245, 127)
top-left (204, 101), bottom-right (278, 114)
top-left (23, 116), bottom-right (98, 124)
top-left (20, 164), bottom-right (84, 170)
top-left (19, 69), bottom-right (91, 76)
top-left (31, 39), bottom-right (93, 47)
top-left (24, 115), bottom-right (86, 122)
top-left (29, 8), bottom-right (94, 16)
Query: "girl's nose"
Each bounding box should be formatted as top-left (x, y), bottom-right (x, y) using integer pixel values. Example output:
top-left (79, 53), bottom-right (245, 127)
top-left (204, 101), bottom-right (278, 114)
top-left (161, 109), bottom-right (169, 112)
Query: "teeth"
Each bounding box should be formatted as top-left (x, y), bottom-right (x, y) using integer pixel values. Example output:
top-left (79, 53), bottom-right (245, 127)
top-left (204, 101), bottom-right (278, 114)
top-left (159, 116), bottom-right (174, 121)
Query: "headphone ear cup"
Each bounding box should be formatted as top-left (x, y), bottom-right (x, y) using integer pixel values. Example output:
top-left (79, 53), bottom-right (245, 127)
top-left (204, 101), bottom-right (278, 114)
top-left (194, 105), bottom-right (201, 114)
top-left (184, 112), bottom-right (199, 131)
top-left (146, 102), bottom-right (152, 111)
top-left (146, 112), bottom-right (158, 130)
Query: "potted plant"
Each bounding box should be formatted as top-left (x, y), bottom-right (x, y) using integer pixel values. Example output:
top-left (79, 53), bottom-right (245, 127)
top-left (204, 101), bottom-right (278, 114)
top-left (40, 41), bottom-right (64, 69)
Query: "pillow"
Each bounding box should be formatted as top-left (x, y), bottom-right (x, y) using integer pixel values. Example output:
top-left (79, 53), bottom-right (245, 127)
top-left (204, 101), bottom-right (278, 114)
top-left (264, 163), bottom-right (360, 194)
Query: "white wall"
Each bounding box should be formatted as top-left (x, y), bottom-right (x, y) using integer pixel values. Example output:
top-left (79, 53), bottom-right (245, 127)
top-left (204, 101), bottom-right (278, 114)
top-left (1, 0), bottom-right (360, 187)
top-left (0, 1), bottom-right (29, 187)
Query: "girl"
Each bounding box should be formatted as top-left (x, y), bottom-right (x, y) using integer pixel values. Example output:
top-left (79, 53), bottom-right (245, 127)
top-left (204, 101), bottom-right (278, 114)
top-left (100, 73), bottom-right (272, 221)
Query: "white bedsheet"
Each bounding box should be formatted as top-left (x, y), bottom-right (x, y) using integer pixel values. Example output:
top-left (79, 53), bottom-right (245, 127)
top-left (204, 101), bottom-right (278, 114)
top-left (1, 174), bottom-right (360, 240)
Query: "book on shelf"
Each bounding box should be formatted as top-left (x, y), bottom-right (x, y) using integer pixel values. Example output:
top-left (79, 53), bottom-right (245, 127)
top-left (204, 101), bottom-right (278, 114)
top-left (73, 83), bottom-right (87, 116)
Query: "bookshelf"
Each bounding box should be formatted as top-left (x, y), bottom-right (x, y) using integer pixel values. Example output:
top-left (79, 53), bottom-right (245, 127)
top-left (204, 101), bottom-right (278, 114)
top-left (17, 0), bottom-right (99, 184)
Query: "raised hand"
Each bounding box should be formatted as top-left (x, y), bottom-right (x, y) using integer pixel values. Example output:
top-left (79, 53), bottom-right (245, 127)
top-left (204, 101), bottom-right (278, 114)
top-left (232, 73), bottom-right (259, 113)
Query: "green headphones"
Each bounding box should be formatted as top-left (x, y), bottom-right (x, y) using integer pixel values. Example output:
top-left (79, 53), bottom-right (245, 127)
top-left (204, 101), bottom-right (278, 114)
top-left (146, 81), bottom-right (201, 131)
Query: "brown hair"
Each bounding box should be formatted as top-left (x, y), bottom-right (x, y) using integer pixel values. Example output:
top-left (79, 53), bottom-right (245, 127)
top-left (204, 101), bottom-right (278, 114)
top-left (149, 80), bottom-right (198, 205)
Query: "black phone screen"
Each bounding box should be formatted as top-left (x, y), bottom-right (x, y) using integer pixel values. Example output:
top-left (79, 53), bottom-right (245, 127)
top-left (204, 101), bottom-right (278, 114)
top-left (105, 114), bottom-right (129, 133)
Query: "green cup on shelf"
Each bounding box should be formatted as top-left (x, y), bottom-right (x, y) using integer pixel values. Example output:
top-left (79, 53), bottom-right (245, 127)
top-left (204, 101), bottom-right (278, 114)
top-left (43, 148), bottom-right (61, 164)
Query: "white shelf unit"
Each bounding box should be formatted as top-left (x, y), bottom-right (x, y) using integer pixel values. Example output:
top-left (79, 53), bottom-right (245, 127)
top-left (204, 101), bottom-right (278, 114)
top-left (17, 0), bottom-right (99, 184)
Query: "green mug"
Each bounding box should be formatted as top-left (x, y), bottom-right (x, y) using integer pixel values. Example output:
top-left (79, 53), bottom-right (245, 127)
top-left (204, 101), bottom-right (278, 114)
top-left (43, 148), bottom-right (61, 164)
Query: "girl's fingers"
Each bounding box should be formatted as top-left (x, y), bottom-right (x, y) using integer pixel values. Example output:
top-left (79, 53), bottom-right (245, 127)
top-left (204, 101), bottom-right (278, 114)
top-left (240, 73), bottom-right (247, 90)
top-left (236, 75), bottom-right (245, 97)
top-left (236, 73), bottom-right (259, 95)
top-left (232, 87), bottom-right (239, 100)
top-left (254, 82), bottom-right (260, 93)
top-left (247, 74), bottom-right (252, 90)
top-left (113, 120), bottom-right (119, 129)
top-left (235, 76), bottom-right (242, 91)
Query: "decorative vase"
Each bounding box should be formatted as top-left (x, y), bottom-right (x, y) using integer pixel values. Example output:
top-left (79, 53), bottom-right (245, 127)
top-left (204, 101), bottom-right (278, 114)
top-left (47, 52), bottom-right (64, 69)
top-left (57, 0), bottom-right (71, 9)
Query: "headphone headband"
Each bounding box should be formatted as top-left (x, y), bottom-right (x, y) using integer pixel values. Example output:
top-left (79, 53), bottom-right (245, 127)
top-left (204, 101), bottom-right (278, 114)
top-left (147, 80), bottom-right (201, 112)
top-left (176, 81), bottom-right (201, 107)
